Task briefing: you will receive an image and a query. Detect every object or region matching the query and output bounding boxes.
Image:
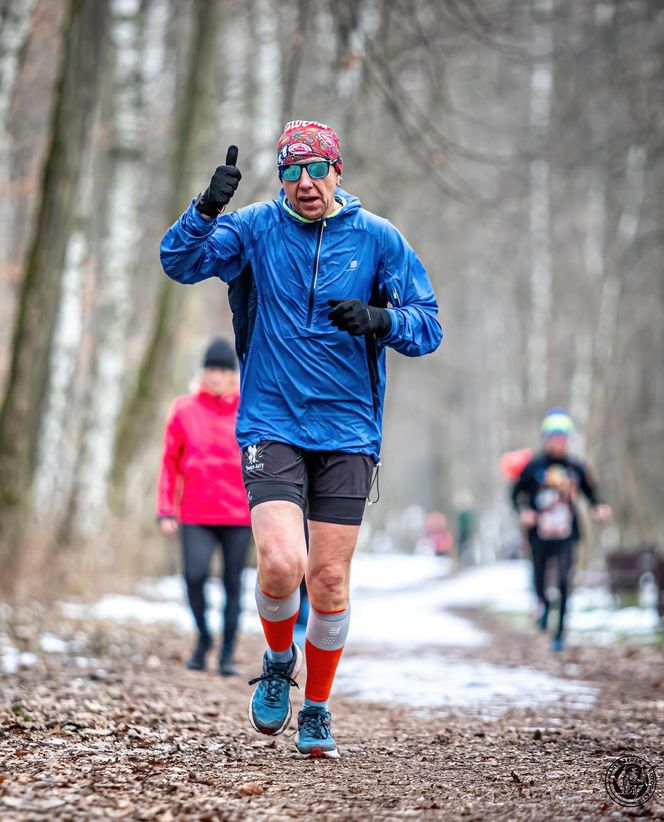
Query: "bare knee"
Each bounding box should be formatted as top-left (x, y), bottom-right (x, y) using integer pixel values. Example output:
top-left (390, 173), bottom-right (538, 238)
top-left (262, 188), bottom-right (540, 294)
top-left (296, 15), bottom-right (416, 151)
top-left (307, 564), bottom-right (348, 610)
top-left (256, 538), bottom-right (304, 596)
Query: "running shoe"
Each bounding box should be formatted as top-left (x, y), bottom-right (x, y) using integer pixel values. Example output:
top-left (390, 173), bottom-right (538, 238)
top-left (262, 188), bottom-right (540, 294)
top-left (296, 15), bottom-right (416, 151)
top-left (248, 644), bottom-right (302, 735)
top-left (186, 633), bottom-right (212, 671)
top-left (295, 706), bottom-right (340, 759)
top-left (551, 633), bottom-right (565, 652)
top-left (219, 653), bottom-right (239, 677)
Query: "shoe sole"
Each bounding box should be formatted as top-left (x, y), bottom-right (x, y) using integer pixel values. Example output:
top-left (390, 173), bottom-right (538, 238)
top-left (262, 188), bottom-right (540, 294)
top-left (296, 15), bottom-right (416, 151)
top-left (295, 746), bottom-right (340, 760)
top-left (248, 644), bottom-right (303, 736)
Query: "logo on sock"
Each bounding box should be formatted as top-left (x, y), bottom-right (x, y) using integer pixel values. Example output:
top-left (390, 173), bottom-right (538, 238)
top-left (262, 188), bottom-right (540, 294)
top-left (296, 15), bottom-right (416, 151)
top-left (321, 626), bottom-right (342, 645)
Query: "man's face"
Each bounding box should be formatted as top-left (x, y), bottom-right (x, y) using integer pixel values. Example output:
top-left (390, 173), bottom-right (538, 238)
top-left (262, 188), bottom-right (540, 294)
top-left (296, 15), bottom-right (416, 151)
top-left (543, 433), bottom-right (569, 458)
top-left (281, 158), bottom-right (341, 221)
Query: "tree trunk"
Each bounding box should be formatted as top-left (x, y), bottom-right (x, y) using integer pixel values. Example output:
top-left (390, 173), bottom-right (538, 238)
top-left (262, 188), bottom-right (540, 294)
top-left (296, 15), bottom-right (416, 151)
top-left (0, 0), bottom-right (108, 582)
top-left (526, 0), bottom-right (553, 409)
top-left (251, 0), bottom-right (281, 176)
top-left (109, 0), bottom-right (221, 504)
top-left (0, 0), bottom-right (38, 278)
top-left (68, 0), bottom-right (146, 538)
top-left (31, 230), bottom-right (86, 518)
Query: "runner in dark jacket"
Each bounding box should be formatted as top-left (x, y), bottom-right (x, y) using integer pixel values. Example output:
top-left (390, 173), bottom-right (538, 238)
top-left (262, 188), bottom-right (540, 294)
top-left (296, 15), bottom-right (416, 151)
top-left (157, 338), bottom-right (251, 676)
top-left (160, 120), bottom-right (442, 758)
top-left (511, 409), bottom-right (612, 651)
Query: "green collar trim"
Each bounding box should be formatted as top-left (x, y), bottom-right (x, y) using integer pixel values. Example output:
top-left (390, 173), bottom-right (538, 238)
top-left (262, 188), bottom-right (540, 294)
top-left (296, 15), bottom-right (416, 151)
top-left (281, 194), bottom-right (346, 223)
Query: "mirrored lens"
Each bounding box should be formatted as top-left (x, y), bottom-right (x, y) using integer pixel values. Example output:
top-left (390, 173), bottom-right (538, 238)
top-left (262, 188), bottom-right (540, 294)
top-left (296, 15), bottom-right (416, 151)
top-left (281, 164), bottom-right (302, 181)
top-left (307, 161), bottom-right (330, 179)
top-left (280, 161), bottom-right (331, 182)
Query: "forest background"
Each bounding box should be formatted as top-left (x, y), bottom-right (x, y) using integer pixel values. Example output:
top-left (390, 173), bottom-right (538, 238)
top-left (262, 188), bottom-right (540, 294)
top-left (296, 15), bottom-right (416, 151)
top-left (0, 0), bottom-right (662, 597)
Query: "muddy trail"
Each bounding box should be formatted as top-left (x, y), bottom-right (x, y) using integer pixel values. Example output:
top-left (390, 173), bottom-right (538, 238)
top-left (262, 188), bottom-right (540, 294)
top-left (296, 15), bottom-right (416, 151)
top-left (1, 605), bottom-right (662, 821)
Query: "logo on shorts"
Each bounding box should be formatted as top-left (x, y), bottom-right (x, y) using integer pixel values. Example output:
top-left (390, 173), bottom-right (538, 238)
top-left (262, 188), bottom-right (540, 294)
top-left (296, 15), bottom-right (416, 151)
top-left (245, 444), bottom-right (265, 471)
top-left (605, 756), bottom-right (656, 807)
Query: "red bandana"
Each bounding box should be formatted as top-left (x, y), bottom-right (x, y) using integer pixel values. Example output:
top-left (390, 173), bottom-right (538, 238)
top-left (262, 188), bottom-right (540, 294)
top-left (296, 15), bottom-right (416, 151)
top-left (276, 120), bottom-right (343, 173)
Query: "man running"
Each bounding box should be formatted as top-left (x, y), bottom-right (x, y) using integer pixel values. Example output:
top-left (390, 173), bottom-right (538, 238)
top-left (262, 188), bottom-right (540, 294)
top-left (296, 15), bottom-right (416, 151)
top-left (511, 409), bottom-right (612, 652)
top-left (160, 120), bottom-right (442, 757)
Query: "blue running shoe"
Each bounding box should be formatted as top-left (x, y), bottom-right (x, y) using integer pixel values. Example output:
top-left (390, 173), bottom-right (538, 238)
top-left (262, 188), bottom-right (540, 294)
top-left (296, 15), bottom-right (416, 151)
top-left (295, 706), bottom-right (339, 759)
top-left (248, 644), bottom-right (302, 735)
top-left (551, 633), bottom-right (565, 653)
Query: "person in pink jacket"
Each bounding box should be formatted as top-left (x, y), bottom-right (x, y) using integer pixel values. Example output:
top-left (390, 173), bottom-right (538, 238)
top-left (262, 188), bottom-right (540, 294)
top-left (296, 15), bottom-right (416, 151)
top-left (157, 337), bottom-right (251, 676)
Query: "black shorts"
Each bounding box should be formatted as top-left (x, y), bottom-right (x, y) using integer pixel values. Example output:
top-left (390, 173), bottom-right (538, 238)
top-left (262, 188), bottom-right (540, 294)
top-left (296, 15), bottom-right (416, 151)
top-left (242, 441), bottom-right (375, 526)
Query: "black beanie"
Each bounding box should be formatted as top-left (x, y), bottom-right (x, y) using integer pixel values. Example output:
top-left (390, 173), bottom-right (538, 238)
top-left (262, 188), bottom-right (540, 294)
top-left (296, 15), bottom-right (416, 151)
top-left (203, 337), bottom-right (237, 370)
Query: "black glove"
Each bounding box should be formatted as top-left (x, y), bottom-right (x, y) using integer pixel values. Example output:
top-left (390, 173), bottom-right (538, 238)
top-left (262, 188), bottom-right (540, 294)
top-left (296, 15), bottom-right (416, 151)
top-left (195, 145), bottom-right (241, 217)
top-left (328, 298), bottom-right (392, 337)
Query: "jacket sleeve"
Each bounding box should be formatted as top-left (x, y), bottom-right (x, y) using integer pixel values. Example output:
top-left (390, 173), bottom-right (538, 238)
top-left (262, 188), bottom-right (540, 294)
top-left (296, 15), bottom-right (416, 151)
top-left (511, 464), bottom-right (533, 511)
top-left (159, 200), bottom-right (253, 285)
top-left (156, 402), bottom-right (185, 519)
top-left (578, 462), bottom-right (602, 505)
top-left (376, 223), bottom-right (443, 357)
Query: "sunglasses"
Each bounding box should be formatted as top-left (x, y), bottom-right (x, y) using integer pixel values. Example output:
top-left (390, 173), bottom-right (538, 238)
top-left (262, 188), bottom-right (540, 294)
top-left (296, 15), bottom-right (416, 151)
top-left (279, 160), bottom-right (333, 182)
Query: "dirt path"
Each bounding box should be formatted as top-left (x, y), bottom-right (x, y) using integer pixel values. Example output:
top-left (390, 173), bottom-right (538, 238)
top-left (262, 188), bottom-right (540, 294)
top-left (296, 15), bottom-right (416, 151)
top-left (1, 609), bottom-right (662, 821)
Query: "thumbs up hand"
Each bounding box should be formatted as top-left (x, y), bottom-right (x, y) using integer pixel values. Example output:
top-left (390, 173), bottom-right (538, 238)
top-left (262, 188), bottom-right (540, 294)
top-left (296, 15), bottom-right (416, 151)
top-left (195, 145), bottom-right (242, 217)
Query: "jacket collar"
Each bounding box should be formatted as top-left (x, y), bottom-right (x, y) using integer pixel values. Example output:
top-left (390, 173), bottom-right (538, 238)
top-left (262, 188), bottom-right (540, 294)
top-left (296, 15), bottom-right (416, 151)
top-left (278, 187), bottom-right (361, 224)
top-left (196, 386), bottom-right (239, 409)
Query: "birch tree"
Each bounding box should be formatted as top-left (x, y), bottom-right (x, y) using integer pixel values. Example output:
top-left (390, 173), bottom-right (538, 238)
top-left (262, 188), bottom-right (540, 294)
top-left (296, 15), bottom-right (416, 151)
top-left (67, 0), bottom-right (147, 538)
top-left (0, 0), bottom-right (109, 580)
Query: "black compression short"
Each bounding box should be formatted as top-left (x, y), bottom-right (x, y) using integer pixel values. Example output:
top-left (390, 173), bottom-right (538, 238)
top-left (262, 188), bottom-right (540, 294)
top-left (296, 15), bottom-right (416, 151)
top-left (242, 441), bottom-right (375, 526)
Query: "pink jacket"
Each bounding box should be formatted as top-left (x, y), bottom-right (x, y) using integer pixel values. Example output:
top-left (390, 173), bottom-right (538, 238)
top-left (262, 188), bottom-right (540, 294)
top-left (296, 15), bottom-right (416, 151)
top-left (157, 388), bottom-right (250, 525)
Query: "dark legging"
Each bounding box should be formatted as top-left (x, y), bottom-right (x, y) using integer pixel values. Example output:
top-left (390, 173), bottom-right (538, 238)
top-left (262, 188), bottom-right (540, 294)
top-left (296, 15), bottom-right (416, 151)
top-left (530, 534), bottom-right (575, 637)
top-left (181, 524), bottom-right (251, 654)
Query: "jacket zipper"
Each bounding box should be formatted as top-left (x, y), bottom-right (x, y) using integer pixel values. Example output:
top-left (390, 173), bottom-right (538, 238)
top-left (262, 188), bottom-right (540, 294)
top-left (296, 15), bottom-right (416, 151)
top-left (306, 220), bottom-right (326, 328)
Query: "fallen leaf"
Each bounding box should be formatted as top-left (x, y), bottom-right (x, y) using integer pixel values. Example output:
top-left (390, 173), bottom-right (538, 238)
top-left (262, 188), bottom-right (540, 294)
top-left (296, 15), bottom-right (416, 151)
top-left (237, 781), bottom-right (263, 797)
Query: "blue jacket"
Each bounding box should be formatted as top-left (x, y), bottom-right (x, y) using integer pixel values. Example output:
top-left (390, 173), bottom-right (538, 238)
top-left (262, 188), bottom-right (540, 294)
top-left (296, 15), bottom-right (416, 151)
top-left (160, 189), bottom-right (442, 460)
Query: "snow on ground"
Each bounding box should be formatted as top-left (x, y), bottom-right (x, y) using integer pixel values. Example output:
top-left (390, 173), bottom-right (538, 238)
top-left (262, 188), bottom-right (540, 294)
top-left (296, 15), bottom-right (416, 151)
top-left (347, 553), bottom-right (486, 648)
top-left (69, 555), bottom-right (486, 649)
top-left (7, 553), bottom-right (659, 708)
top-left (70, 554), bottom-right (660, 646)
top-left (0, 645), bottom-right (37, 674)
top-left (435, 558), bottom-right (661, 642)
top-left (337, 653), bottom-right (596, 714)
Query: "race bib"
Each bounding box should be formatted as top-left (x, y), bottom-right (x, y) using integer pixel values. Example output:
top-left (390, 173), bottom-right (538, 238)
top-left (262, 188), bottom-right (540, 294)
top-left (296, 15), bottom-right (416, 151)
top-left (537, 501), bottom-right (573, 540)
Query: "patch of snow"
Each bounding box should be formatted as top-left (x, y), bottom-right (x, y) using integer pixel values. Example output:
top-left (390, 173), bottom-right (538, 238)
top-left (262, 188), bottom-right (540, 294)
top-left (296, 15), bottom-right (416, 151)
top-left (433, 560), bottom-right (534, 612)
top-left (50, 552), bottom-right (659, 713)
top-left (1, 646), bottom-right (37, 674)
top-left (350, 553), bottom-right (453, 592)
top-left (39, 634), bottom-right (69, 654)
top-left (568, 606), bottom-right (659, 636)
top-left (337, 652), bottom-right (597, 712)
top-left (435, 559), bottom-right (661, 641)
